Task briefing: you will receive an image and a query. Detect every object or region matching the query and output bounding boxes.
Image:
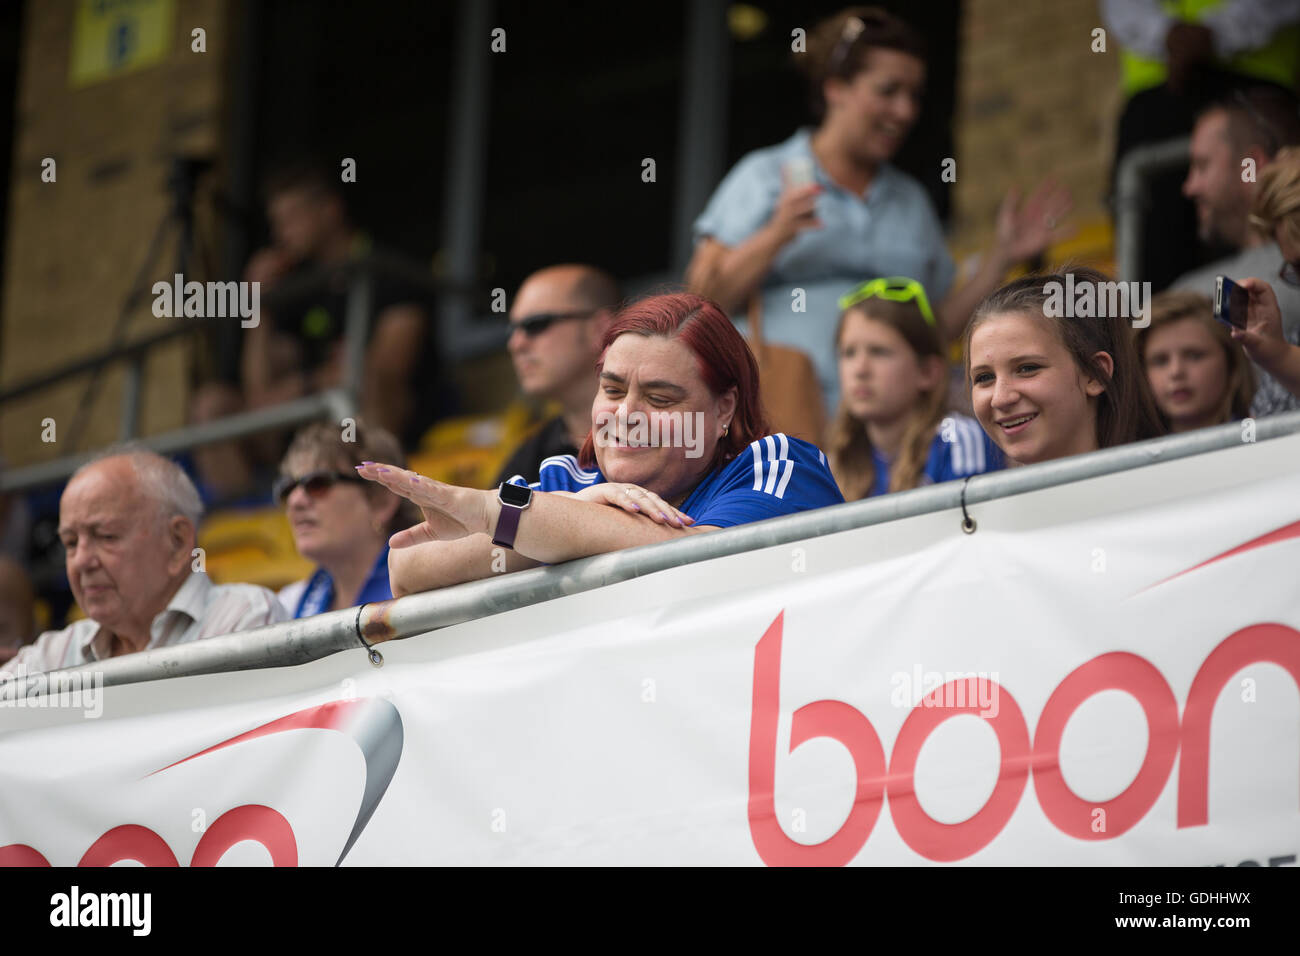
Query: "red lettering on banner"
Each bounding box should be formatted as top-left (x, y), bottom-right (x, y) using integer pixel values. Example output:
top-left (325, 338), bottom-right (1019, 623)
top-left (888, 678), bottom-right (1031, 861)
top-left (1178, 623), bottom-right (1300, 828)
top-left (747, 613), bottom-right (1300, 865)
top-left (78, 824), bottom-right (179, 866)
top-left (1033, 653), bottom-right (1179, 839)
top-left (748, 612), bottom-right (886, 866)
top-left (0, 844), bottom-right (50, 866)
top-left (190, 805), bottom-right (298, 866)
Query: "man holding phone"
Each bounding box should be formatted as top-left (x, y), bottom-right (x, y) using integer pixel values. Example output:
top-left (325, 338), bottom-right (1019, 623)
top-left (1174, 87), bottom-right (1300, 415)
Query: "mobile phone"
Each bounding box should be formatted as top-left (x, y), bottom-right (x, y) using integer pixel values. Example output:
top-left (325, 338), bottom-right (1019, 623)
top-left (1214, 276), bottom-right (1249, 329)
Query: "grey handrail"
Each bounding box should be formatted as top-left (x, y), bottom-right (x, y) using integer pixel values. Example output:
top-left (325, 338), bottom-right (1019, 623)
top-left (0, 252), bottom-right (510, 494)
top-left (0, 390), bottom-right (353, 493)
top-left (1115, 136), bottom-right (1191, 282)
top-left (6, 408), bottom-right (1297, 700)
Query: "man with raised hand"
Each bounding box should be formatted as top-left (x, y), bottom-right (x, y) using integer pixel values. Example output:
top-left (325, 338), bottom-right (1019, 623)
top-left (1, 449), bottom-right (285, 676)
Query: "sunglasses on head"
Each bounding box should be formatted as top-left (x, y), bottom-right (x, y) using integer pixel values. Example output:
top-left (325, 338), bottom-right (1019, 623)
top-left (838, 276), bottom-right (936, 327)
top-left (510, 309), bottom-right (598, 337)
top-left (274, 470), bottom-right (367, 505)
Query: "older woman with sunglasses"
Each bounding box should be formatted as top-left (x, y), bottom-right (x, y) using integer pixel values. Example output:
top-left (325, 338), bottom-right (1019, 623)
top-left (685, 6), bottom-right (1070, 413)
top-left (275, 420), bottom-right (418, 618)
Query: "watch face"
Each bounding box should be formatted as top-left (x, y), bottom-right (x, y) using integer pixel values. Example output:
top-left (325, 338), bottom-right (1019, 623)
top-left (499, 482), bottom-right (532, 507)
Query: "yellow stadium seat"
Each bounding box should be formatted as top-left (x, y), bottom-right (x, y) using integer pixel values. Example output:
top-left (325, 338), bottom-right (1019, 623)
top-left (198, 507), bottom-right (314, 590)
top-left (412, 400), bottom-right (553, 490)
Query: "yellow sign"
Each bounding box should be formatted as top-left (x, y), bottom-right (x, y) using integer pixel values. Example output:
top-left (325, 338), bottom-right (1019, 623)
top-left (69, 0), bottom-right (175, 88)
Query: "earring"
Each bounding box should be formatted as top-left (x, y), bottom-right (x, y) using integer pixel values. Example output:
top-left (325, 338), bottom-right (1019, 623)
top-left (723, 424), bottom-right (730, 437)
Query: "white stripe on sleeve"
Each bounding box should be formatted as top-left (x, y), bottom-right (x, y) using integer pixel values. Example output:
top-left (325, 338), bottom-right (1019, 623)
top-left (763, 436), bottom-right (780, 494)
top-left (774, 459), bottom-right (794, 499)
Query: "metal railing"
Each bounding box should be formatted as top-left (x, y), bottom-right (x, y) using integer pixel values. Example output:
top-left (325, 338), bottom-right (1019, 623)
top-left (1114, 136), bottom-right (1190, 283)
top-left (7, 407), bottom-right (1296, 699)
top-left (0, 254), bottom-right (503, 495)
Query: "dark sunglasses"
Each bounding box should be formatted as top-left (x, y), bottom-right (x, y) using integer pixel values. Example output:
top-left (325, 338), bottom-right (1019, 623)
top-left (274, 470), bottom-right (367, 505)
top-left (510, 309), bottom-right (597, 337)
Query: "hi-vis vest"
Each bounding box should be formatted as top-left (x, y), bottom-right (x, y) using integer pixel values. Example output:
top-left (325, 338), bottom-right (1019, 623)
top-left (1121, 0), bottom-right (1300, 96)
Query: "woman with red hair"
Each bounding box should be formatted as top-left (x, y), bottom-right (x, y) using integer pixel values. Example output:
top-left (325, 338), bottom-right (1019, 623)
top-left (359, 293), bottom-right (844, 596)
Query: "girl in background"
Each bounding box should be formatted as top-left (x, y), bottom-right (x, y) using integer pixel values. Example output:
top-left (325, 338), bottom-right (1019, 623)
top-left (1137, 291), bottom-right (1255, 432)
top-left (827, 277), bottom-right (1002, 499)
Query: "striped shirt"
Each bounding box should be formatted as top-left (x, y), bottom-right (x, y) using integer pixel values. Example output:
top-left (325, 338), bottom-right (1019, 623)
top-left (512, 433), bottom-right (845, 528)
top-left (869, 413), bottom-right (1004, 497)
top-left (1, 571), bottom-right (285, 676)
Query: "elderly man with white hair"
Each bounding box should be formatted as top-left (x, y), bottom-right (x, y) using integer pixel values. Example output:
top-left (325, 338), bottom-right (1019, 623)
top-left (3, 448), bottom-right (286, 675)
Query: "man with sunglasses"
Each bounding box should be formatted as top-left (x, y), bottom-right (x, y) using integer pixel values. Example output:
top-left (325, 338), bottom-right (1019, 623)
top-left (1173, 86), bottom-right (1300, 416)
top-left (492, 265), bottom-right (620, 486)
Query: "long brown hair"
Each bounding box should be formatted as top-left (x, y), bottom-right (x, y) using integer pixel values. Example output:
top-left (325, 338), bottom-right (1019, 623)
top-left (826, 298), bottom-right (947, 500)
top-left (1135, 291), bottom-right (1255, 428)
top-left (964, 268), bottom-right (1166, 450)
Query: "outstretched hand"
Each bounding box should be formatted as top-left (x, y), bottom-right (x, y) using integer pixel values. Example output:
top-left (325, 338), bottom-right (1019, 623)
top-left (995, 179), bottom-right (1074, 267)
top-left (355, 462), bottom-right (492, 549)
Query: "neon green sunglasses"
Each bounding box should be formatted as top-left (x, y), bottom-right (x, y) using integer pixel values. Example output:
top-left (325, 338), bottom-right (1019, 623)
top-left (838, 276), bottom-right (936, 328)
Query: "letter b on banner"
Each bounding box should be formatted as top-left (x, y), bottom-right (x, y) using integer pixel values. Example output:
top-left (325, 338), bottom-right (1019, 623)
top-left (748, 613), bottom-right (886, 866)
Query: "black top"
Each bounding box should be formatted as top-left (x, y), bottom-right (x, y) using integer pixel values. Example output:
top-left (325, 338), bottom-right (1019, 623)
top-left (493, 415), bottom-right (579, 487)
top-left (258, 238), bottom-right (455, 447)
top-left (266, 240), bottom-right (428, 370)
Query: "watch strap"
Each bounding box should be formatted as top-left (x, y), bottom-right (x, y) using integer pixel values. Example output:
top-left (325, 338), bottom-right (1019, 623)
top-left (492, 500), bottom-right (524, 549)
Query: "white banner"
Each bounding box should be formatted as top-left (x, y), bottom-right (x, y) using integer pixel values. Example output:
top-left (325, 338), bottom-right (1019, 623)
top-left (2, 433), bottom-right (1299, 866)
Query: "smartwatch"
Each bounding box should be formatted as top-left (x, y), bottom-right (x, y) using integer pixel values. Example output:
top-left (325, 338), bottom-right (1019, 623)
top-left (492, 481), bottom-right (533, 549)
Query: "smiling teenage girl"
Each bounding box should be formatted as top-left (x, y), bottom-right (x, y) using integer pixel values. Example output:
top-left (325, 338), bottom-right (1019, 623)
top-left (966, 269), bottom-right (1165, 465)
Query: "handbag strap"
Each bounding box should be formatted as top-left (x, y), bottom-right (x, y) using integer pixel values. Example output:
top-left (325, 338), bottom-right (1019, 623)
top-left (746, 294), bottom-right (765, 355)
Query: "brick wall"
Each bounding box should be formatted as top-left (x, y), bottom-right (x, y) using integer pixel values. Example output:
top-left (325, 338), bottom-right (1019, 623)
top-left (949, 0), bottom-right (1123, 261)
top-left (1, 0), bottom-right (234, 468)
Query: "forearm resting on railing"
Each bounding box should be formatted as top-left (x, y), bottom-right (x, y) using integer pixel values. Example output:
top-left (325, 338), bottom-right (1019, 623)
top-left (389, 493), bottom-right (712, 597)
top-left (388, 534), bottom-right (540, 597)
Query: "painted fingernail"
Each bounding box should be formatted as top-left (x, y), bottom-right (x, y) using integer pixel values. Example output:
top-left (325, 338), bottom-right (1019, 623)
top-left (354, 465), bottom-right (365, 470)
top-left (630, 503), bottom-right (640, 511)
top-left (361, 460), bottom-right (374, 465)
top-left (411, 476), bottom-right (421, 483)
top-left (660, 512), bottom-right (670, 521)
top-left (377, 467), bottom-right (390, 473)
